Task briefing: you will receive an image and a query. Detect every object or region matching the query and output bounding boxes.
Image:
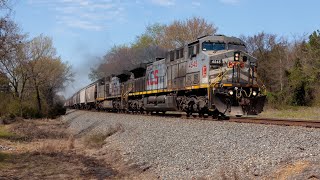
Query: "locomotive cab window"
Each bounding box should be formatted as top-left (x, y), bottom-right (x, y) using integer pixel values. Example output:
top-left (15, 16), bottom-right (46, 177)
top-left (188, 46), bottom-right (194, 57)
top-left (180, 49), bottom-right (184, 58)
top-left (176, 50), bottom-right (180, 59)
top-left (228, 43), bottom-right (246, 51)
top-left (170, 51), bottom-right (175, 61)
top-left (196, 44), bottom-right (200, 54)
top-left (202, 42), bottom-right (225, 51)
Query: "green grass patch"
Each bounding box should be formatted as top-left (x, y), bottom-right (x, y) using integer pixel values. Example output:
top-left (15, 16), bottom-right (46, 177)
top-left (0, 126), bottom-right (16, 139)
top-left (83, 133), bottom-right (108, 148)
top-left (259, 106), bottom-right (320, 120)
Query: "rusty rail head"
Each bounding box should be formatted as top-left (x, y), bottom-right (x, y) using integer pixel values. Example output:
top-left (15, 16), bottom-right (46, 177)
top-left (229, 118), bottom-right (320, 128)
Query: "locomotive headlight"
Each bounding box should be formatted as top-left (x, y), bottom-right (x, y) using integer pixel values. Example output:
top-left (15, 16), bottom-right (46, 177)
top-left (234, 52), bottom-right (240, 61)
top-left (228, 90), bottom-right (234, 95)
top-left (252, 91), bottom-right (257, 96)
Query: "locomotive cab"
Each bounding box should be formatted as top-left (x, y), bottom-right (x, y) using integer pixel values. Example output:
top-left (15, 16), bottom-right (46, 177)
top-left (199, 36), bottom-right (266, 116)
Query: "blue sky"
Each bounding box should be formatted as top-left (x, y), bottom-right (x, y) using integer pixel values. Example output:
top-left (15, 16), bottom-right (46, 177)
top-left (12, 0), bottom-right (319, 97)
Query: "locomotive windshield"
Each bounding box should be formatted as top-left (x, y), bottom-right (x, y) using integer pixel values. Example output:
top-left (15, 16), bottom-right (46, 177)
top-left (202, 42), bottom-right (225, 51)
top-left (228, 43), bottom-right (246, 51)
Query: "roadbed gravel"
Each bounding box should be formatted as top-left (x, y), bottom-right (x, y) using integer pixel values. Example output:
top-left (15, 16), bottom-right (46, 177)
top-left (63, 110), bottom-right (320, 179)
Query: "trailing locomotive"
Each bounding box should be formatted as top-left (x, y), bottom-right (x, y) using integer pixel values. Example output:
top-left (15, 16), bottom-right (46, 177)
top-left (65, 35), bottom-right (266, 119)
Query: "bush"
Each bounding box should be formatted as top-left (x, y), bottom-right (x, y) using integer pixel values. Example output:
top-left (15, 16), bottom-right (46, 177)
top-left (48, 103), bottom-right (66, 119)
top-left (266, 91), bottom-right (288, 109)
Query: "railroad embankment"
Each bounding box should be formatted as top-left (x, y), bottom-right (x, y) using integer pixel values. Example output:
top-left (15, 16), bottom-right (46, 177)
top-left (1, 110), bottom-right (320, 179)
top-left (63, 110), bottom-right (320, 179)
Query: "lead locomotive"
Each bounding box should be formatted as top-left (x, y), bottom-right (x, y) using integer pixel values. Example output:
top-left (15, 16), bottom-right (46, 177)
top-left (65, 35), bottom-right (266, 119)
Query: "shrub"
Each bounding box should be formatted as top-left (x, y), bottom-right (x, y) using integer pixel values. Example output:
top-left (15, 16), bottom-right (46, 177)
top-left (48, 103), bottom-right (66, 119)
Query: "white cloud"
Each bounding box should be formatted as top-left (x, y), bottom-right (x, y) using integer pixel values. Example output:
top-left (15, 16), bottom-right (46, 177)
top-left (150, 0), bottom-right (175, 6)
top-left (219, 0), bottom-right (239, 5)
top-left (28, 0), bottom-right (125, 31)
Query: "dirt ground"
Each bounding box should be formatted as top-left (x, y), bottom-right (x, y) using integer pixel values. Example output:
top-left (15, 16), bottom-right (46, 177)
top-left (0, 118), bottom-right (155, 180)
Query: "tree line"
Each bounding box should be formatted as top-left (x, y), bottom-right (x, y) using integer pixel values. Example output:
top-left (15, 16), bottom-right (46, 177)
top-left (241, 31), bottom-right (320, 107)
top-left (91, 17), bottom-right (320, 108)
top-left (0, 1), bottom-right (73, 118)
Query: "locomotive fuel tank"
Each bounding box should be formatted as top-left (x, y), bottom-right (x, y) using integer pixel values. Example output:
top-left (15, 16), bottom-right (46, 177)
top-left (144, 95), bottom-right (177, 112)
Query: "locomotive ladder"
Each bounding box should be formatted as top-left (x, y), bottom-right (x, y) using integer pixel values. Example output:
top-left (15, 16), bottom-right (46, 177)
top-left (121, 85), bottom-right (133, 109)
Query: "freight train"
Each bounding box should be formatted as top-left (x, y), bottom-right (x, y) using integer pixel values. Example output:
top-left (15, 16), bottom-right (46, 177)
top-left (65, 35), bottom-right (266, 119)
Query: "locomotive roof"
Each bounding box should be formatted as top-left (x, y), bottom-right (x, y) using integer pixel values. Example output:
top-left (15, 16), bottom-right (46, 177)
top-left (188, 34), bottom-right (245, 46)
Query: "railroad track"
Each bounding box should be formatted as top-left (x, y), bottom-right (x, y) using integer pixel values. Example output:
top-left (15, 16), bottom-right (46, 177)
top-left (229, 117), bottom-right (320, 128)
top-left (66, 109), bottom-right (320, 128)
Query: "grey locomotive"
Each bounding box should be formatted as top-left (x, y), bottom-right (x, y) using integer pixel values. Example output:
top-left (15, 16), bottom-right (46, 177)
top-left (66, 35), bottom-right (266, 119)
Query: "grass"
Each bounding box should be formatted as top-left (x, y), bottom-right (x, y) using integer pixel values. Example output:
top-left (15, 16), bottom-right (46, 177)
top-left (259, 106), bottom-right (320, 120)
top-left (0, 152), bottom-right (10, 162)
top-left (0, 118), bottom-right (124, 179)
top-left (83, 123), bottom-right (124, 149)
top-left (0, 125), bottom-right (16, 139)
top-left (84, 133), bottom-right (109, 148)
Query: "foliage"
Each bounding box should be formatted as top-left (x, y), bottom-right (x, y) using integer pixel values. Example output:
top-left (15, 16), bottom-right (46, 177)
top-left (242, 30), bottom-right (320, 107)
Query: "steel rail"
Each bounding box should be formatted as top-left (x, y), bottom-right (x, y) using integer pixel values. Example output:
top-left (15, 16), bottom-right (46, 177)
top-left (67, 109), bottom-right (320, 128)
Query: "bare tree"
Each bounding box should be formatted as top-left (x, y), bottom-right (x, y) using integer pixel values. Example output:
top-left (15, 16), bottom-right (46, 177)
top-left (161, 17), bottom-right (217, 49)
top-left (90, 17), bottom-right (215, 80)
top-left (241, 32), bottom-right (290, 92)
top-left (40, 57), bottom-right (73, 109)
top-left (25, 35), bottom-right (58, 115)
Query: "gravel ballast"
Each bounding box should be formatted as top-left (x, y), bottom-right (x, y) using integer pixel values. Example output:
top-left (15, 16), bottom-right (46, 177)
top-left (63, 110), bottom-right (320, 179)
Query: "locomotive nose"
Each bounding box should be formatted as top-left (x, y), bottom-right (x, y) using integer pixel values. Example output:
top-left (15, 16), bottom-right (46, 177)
top-left (212, 88), bottom-right (266, 116)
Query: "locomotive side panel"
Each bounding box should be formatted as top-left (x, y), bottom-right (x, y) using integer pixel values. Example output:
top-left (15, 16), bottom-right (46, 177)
top-left (146, 59), bottom-right (167, 90)
top-left (167, 65), bottom-right (172, 89)
top-left (171, 64), bottom-right (178, 89)
top-left (186, 52), bottom-right (209, 87)
top-left (97, 82), bottom-right (105, 100)
top-left (110, 77), bottom-right (121, 97)
top-left (133, 77), bottom-right (145, 92)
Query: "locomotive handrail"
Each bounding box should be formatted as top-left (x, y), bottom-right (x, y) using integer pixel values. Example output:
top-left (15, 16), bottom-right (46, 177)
top-left (210, 70), bottom-right (228, 88)
top-left (256, 78), bottom-right (267, 94)
top-left (122, 85), bottom-right (133, 98)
